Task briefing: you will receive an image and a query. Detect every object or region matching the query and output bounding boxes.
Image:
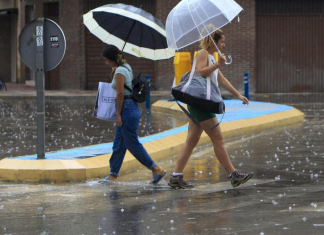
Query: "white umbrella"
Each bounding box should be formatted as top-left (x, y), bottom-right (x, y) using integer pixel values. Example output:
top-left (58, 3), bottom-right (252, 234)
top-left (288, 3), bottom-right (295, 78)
top-left (166, 0), bottom-right (243, 64)
top-left (83, 3), bottom-right (175, 61)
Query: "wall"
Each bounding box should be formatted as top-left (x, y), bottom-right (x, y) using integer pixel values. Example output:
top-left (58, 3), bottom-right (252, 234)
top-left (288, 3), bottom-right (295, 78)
top-left (219, 0), bottom-right (256, 94)
top-left (10, 0), bottom-right (256, 91)
top-left (256, 0), bottom-right (324, 93)
top-left (10, 13), bottom-right (18, 83)
top-left (21, 0), bottom-right (86, 89)
top-left (155, 0), bottom-right (179, 91)
top-left (0, 14), bottom-right (11, 82)
top-left (59, 0), bottom-right (85, 89)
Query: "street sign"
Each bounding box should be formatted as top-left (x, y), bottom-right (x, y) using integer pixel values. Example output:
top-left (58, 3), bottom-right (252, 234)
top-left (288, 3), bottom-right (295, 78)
top-left (19, 18), bottom-right (66, 72)
top-left (18, 18), bottom-right (66, 159)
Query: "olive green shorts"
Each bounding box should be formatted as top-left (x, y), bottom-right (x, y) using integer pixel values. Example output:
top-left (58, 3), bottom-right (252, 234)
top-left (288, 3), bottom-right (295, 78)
top-left (187, 105), bottom-right (216, 122)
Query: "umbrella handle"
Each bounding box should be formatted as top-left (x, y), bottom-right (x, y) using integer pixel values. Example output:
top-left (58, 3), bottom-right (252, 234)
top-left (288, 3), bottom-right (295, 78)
top-left (224, 55), bottom-right (232, 65)
top-left (213, 38), bottom-right (232, 65)
top-left (217, 48), bottom-right (232, 65)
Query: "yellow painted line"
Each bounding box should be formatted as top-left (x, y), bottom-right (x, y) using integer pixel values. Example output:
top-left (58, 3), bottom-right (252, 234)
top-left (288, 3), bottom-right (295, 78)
top-left (0, 101), bottom-right (304, 182)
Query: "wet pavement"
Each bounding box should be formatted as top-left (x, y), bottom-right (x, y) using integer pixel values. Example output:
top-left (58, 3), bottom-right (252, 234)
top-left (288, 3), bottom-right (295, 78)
top-left (0, 96), bottom-right (323, 235)
top-left (0, 97), bottom-right (187, 160)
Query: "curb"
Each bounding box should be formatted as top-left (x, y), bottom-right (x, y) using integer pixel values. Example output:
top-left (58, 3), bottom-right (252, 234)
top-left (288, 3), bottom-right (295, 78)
top-left (0, 100), bottom-right (304, 182)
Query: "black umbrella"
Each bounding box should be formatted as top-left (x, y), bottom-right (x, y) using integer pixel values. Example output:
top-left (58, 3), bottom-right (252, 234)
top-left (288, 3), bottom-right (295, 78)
top-left (83, 3), bottom-right (174, 61)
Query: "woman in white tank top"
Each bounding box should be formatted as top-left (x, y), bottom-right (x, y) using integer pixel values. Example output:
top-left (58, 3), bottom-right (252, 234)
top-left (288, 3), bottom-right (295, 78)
top-left (168, 30), bottom-right (253, 189)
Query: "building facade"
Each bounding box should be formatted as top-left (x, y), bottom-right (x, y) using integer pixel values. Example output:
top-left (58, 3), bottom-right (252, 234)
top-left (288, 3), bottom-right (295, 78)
top-left (0, 0), bottom-right (323, 93)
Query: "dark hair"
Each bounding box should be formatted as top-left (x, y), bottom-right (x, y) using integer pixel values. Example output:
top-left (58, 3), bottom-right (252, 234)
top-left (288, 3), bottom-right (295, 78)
top-left (102, 45), bottom-right (126, 66)
top-left (213, 29), bottom-right (225, 43)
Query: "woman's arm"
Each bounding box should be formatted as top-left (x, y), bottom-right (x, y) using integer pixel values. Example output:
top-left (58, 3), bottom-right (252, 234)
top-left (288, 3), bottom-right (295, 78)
top-left (218, 70), bottom-right (249, 105)
top-left (115, 73), bottom-right (125, 126)
top-left (196, 50), bottom-right (226, 77)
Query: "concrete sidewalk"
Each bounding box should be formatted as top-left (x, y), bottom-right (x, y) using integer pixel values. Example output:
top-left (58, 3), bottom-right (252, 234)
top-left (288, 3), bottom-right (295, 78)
top-left (0, 93), bottom-right (304, 182)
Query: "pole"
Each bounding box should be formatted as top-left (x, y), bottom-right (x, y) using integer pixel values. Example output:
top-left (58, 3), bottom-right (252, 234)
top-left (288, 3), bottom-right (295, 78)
top-left (244, 73), bottom-right (249, 100)
top-left (36, 18), bottom-right (45, 159)
top-left (145, 75), bottom-right (151, 109)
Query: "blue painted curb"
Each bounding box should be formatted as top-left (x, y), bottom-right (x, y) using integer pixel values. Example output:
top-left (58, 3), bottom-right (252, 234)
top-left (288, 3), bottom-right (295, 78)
top-left (9, 100), bottom-right (292, 160)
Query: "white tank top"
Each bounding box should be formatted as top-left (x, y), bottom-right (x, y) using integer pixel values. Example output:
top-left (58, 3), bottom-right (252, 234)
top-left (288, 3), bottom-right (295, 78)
top-left (208, 54), bottom-right (219, 86)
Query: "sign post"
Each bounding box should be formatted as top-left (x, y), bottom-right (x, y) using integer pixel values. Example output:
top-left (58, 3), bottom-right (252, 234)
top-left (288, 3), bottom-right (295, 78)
top-left (19, 18), bottom-right (66, 159)
top-left (36, 18), bottom-right (45, 159)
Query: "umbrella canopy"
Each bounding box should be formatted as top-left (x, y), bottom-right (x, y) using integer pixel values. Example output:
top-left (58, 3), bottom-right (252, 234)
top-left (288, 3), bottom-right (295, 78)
top-left (166, 0), bottom-right (243, 51)
top-left (83, 3), bottom-right (175, 61)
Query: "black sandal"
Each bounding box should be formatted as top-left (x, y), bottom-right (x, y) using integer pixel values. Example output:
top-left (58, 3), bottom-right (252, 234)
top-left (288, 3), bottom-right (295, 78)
top-left (151, 170), bottom-right (167, 185)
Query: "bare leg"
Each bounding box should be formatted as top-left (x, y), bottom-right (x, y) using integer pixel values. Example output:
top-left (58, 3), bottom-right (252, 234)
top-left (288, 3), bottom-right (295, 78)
top-left (202, 117), bottom-right (235, 174)
top-left (173, 120), bottom-right (203, 173)
top-left (151, 165), bottom-right (163, 174)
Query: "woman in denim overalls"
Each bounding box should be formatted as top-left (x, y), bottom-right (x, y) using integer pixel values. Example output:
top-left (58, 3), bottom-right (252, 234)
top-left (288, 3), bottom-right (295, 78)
top-left (101, 45), bottom-right (166, 184)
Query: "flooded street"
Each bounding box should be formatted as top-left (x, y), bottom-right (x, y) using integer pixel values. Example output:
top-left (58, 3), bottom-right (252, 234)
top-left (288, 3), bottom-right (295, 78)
top-left (0, 97), bottom-right (187, 160)
top-left (0, 95), bottom-right (323, 234)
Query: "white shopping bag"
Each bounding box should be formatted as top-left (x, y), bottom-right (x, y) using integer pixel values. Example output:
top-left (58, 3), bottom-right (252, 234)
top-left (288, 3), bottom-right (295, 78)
top-left (93, 82), bottom-right (117, 121)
